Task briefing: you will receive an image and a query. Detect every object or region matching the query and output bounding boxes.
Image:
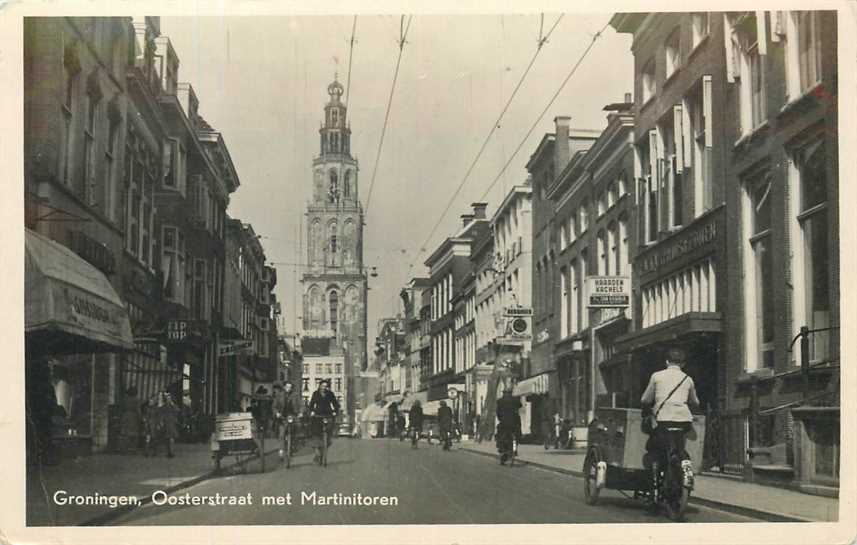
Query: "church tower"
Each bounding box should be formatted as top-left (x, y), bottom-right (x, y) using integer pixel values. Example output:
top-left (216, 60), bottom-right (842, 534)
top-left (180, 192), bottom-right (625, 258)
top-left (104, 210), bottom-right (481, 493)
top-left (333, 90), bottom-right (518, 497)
top-left (300, 76), bottom-right (367, 412)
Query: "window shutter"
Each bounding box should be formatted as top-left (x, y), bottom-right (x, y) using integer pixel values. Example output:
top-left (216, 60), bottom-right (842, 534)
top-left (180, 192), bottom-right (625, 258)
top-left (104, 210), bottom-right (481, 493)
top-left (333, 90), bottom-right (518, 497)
top-left (703, 75), bottom-right (713, 148)
top-left (673, 105), bottom-right (684, 174)
top-left (682, 99), bottom-right (693, 168)
top-left (756, 11), bottom-right (768, 55)
top-left (723, 14), bottom-right (736, 83)
top-left (648, 129), bottom-right (659, 183)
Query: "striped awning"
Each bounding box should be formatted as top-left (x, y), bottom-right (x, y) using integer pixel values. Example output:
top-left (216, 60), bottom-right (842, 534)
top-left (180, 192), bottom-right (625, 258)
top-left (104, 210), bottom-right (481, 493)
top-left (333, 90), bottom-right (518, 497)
top-left (512, 373), bottom-right (549, 397)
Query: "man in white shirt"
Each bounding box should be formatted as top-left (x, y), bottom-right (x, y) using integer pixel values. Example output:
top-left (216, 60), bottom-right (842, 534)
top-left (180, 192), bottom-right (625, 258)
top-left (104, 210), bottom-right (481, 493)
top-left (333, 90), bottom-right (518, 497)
top-left (641, 347), bottom-right (700, 470)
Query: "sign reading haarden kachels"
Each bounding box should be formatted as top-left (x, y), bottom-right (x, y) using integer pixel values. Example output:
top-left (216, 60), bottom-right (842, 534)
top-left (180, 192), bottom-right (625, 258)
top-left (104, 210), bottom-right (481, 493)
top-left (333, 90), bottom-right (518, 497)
top-left (587, 276), bottom-right (630, 307)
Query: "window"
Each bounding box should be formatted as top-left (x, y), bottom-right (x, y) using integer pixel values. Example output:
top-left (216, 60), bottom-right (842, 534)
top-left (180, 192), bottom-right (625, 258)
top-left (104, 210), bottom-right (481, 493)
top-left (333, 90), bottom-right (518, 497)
top-left (335, 363), bottom-right (342, 375)
top-left (61, 40), bottom-right (81, 188)
top-left (744, 172), bottom-right (775, 370)
top-left (329, 290), bottom-right (339, 334)
top-left (579, 249), bottom-right (588, 330)
top-left (316, 363), bottom-right (323, 374)
top-left (569, 214), bottom-right (577, 244)
top-left (639, 131), bottom-right (660, 243)
top-left (665, 28), bottom-right (681, 78)
top-left (794, 11), bottom-right (823, 96)
top-left (335, 378), bottom-right (342, 391)
top-left (103, 113), bottom-right (119, 222)
top-left (618, 217), bottom-right (629, 276)
top-left (607, 182), bottom-right (617, 209)
top-left (303, 363), bottom-right (309, 374)
top-left (559, 223), bottom-right (567, 249)
top-left (609, 222), bottom-right (619, 276)
top-left (688, 77), bottom-right (714, 217)
top-left (161, 225), bottom-right (185, 303)
top-left (344, 170), bottom-right (351, 198)
top-left (597, 230), bottom-right (608, 275)
top-left (579, 199), bottom-right (589, 233)
top-left (691, 13), bottom-right (710, 49)
top-left (326, 363), bottom-right (333, 374)
top-left (329, 222), bottom-right (338, 266)
top-left (734, 13), bottom-right (767, 134)
top-left (597, 192), bottom-right (607, 217)
top-left (641, 59), bottom-right (656, 104)
top-left (793, 141), bottom-right (831, 362)
top-left (560, 266), bottom-right (568, 336)
top-left (662, 110), bottom-right (684, 230)
top-left (328, 170), bottom-right (338, 202)
top-left (83, 90), bottom-right (99, 205)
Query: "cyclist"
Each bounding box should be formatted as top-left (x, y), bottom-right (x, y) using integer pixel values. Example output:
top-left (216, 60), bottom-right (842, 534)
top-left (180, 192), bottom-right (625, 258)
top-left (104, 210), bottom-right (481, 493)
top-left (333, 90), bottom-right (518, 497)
top-left (308, 379), bottom-right (340, 464)
top-left (273, 382), bottom-right (300, 460)
top-left (437, 400), bottom-right (453, 450)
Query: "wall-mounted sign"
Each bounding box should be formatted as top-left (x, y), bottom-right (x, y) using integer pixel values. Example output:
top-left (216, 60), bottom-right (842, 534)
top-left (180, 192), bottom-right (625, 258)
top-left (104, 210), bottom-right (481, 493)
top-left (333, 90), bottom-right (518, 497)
top-left (587, 276), bottom-right (631, 307)
top-left (217, 339), bottom-right (254, 357)
top-left (638, 220), bottom-right (717, 275)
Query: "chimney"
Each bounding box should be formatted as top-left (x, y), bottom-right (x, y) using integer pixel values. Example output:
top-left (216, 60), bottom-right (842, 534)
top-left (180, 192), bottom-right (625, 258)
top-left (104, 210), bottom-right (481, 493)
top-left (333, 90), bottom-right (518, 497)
top-left (461, 214), bottom-right (475, 228)
top-left (554, 116), bottom-right (571, 170)
top-left (471, 202), bottom-right (488, 220)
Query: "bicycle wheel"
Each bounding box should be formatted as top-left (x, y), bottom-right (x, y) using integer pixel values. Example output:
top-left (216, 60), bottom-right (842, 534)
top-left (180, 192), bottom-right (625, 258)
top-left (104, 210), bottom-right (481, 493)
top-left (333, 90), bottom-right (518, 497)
top-left (259, 434), bottom-right (266, 473)
top-left (664, 465), bottom-right (689, 521)
top-left (583, 449), bottom-right (601, 505)
top-left (321, 428), bottom-right (328, 467)
top-left (284, 429), bottom-right (292, 469)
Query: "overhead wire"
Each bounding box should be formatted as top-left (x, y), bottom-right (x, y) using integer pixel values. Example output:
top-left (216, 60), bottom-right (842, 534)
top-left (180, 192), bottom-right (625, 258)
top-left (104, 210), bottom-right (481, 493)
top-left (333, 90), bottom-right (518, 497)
top-left (477, 20), bottom-right (612, 202)
top-left (406, 13), bottom-right (565, 273)
top-left (363, 15), bottom-right (413, 217)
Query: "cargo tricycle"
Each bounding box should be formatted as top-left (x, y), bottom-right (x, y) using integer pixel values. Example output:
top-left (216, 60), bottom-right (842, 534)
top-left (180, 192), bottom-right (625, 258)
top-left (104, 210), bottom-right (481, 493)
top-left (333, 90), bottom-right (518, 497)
top-left (210, 412), bottom-right (267, 474)
top-left (582, 407), bottom-right (705, 521)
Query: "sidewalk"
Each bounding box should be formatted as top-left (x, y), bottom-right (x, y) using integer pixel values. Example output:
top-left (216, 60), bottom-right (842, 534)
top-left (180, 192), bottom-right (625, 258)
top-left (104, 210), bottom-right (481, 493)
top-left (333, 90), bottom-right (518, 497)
top-left (458, 440), bottom-right (839, 522)
top-left (26, 441), bottom-right (279, 526)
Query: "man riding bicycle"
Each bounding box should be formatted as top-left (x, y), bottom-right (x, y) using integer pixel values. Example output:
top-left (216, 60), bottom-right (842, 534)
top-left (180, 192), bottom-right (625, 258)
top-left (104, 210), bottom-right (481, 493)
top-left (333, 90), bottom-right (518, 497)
top-left (273, 382), bottom-right (301, 460)
top-left (641, 347), bottom-right (700, 491)
top-left (308, 379), bottom-right (340, 464)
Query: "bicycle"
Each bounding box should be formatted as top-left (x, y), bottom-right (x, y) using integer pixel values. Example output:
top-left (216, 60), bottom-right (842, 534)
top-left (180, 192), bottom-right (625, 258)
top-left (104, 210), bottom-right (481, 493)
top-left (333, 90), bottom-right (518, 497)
top-left (311, 414), bottom-right (334, 467)
top-left (278, 414), bottom-right (297, 469)
top-left (410, 426), bottom-right (420, 449)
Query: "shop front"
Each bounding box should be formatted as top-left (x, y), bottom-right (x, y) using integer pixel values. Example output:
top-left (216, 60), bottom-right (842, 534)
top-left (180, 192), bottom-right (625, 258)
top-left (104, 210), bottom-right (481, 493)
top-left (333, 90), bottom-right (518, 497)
top-left (25, 229), bottom-right (135, 464)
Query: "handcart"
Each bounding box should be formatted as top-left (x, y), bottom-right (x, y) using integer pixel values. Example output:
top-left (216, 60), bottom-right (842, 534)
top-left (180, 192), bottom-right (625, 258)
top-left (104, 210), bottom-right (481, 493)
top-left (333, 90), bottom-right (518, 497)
top-left (210, 412), bottom-right (267, 474)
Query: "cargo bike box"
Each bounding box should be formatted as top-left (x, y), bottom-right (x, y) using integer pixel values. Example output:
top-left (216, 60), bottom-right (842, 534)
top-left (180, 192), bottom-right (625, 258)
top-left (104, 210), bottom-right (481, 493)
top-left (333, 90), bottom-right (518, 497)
top-left (586, 407), bottom-right (705, 491)
top-left (210, 412), bottom-right (267, 472)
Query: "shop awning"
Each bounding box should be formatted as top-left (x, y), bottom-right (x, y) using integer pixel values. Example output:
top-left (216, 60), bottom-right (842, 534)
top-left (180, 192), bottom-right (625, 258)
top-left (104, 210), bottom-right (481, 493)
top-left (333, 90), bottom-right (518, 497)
top-left (25, 229), bottom-right (134, 355)
top-left (512, 373), bottom-right (549, 397)
top-left (614, 312), bottom-right (722, 354)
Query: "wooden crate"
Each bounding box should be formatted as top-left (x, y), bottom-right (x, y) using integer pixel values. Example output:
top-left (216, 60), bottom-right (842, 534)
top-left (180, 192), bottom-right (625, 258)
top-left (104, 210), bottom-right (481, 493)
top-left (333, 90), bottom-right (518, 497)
top-left (590, 408), bottom-right (705, 473)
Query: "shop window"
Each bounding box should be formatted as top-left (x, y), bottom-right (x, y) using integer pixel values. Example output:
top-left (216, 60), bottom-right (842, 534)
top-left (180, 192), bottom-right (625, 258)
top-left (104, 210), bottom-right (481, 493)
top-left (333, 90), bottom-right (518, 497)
top-left (810, 418), bottom-right (840, 482)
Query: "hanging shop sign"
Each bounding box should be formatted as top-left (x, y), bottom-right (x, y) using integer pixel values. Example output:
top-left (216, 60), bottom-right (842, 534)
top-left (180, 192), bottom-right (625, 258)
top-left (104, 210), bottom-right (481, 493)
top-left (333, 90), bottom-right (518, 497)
top-left (587, 276), bottom-right (631, 307)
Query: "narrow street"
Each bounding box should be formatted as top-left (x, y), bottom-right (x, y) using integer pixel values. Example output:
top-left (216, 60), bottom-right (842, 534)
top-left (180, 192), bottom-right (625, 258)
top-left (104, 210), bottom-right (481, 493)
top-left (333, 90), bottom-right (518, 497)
top-left (114, 439), bottom-right (755, 525)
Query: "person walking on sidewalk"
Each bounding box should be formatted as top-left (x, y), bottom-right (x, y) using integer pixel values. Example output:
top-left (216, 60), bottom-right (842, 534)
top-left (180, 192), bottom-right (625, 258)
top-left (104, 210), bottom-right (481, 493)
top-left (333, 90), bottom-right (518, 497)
top-left (496, 387), bottom-right (522, 464)
top-left (437, 400), bottom-right (454, 450)
top-left (408, 400), bottom-right (424, 448)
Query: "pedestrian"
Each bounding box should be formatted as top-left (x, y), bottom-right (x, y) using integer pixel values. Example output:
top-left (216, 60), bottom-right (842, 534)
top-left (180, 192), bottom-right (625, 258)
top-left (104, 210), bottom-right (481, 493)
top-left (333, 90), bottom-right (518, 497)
top-left (437, 400), bottom-right (453, 450)
top-left (120, 386), bottom-right (141, 453)
top-left (496, 387), bottom-right (522, 464)
top-left (408, 400), bottom-right (423, 449)
top-left (397, 413), bottom-right (406, 441)
top-left (541, 405), bottom-right (554, 450)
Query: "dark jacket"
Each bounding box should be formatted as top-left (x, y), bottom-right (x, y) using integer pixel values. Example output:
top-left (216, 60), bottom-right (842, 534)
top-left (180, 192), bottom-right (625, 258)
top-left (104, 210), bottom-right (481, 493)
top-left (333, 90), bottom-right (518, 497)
top-left (438, 405), bottom-right (453, 429)
top-left (496, 394), bottom-right (522, 432)
top-left (274, 390), bottom-right (300, 417)
top-left (309, 390), bottom-right (340, 416)
top-left (409, 404), bottom-right (424, 430)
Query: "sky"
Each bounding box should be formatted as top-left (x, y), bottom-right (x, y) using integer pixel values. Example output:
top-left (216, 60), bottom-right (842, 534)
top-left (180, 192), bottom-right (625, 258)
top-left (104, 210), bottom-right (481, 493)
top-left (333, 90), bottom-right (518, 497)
top-left (161, 14), bottom-right (634, 345)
